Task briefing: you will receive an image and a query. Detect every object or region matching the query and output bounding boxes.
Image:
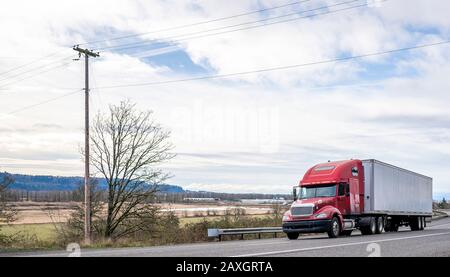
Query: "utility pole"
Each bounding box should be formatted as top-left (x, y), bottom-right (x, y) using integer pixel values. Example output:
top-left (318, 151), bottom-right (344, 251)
top-left (73, 45), bottom-right (99, 245)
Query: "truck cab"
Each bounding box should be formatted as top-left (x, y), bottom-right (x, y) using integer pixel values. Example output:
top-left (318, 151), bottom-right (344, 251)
top-left (282, 160), bottom-right (365, 239)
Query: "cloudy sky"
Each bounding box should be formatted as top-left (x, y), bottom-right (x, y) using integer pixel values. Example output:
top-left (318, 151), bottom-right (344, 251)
top-left (0, 0), bottom-right (449, 197)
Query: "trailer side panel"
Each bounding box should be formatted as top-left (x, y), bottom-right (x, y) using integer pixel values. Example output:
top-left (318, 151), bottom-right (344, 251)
top-left (362, 159), bottom-right (432, 215)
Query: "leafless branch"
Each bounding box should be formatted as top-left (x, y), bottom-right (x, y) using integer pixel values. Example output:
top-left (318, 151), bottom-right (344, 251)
top-left (89, 100), bottom-right (175, 239)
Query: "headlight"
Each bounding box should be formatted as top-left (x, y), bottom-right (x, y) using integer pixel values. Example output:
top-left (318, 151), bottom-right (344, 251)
top-left (282, 211), bottom-right (292, 222)
top-left (315, 213), bottom-right (328, 219)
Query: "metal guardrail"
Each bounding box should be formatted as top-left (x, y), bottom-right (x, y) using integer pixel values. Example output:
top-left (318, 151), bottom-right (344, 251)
top-left (432, 210), bottom-right (449, 220)
top-left (208, 227), bottom-right (283, 241)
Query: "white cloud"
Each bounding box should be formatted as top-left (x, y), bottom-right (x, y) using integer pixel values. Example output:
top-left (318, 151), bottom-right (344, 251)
top-left (0, 0), bottom-right (449, 195)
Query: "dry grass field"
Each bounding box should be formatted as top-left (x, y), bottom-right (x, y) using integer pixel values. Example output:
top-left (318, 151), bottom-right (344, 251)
top-left (7, 201), bottom-right (276, 225)
top-left (0, 214), bottom-right (275, 244)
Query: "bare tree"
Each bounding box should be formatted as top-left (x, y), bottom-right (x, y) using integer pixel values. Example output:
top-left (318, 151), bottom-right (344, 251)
top-left (90, 101), bottom-right (175, 239)
top-left (0, 173), bottom-right (16, 225)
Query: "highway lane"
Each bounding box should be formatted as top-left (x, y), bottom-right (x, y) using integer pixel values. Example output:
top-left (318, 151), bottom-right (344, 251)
top-left (4, 217), bottom-right (450, 257)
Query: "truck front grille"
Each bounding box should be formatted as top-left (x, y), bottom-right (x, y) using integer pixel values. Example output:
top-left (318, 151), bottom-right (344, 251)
top-left (291, 206), bottom-right (313, 216)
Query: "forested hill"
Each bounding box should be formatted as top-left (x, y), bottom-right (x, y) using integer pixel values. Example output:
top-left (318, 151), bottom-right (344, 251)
top-left (0, 172), bottom-right (185, 193)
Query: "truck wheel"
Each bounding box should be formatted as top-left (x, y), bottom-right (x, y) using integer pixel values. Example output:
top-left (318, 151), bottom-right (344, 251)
top-left (375, 217), bottom-right (384, 234)
top-left (327, 217), bottom-right (341, 238)
top-left (287, 232), bottom-right (299, 240)
top-left (361, 217), bottom-right (376, 235)
top-left (419, 217), bottom-right (424, 231)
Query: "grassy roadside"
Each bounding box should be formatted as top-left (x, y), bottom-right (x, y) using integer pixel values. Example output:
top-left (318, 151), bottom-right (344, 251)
top-left (0, 223), bottom-right (57, 242)
top-left (0, 223), bottom-right (61, 251)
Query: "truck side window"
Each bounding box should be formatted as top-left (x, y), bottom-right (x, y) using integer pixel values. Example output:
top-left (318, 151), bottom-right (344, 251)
top-left (338, 183), bottom-right (349, 196)
top-left (338, 183), bottom-right (344, 196)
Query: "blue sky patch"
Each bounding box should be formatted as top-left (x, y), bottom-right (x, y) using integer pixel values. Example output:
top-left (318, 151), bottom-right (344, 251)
top-left (141, 48), bottom-right (211, 75)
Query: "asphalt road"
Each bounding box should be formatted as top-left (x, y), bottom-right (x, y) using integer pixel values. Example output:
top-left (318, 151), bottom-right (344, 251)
top-left (4, 216), bottom-right (450, 257)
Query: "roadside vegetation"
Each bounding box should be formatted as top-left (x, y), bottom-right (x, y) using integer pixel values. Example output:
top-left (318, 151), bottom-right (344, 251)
top-left (0, 205), bottom-right (286, 251)
top-left (0, 173), bottom-right (19, 247)
top-left (0, 173), bottom-right (58, 250)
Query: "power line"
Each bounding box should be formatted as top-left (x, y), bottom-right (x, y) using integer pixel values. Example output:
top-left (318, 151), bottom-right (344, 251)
top-left (96, 0), bottom-right (364, 52)
top-left (0, 50), bottom-right (70, 77)
top-left (5, 41), bottom-right (448, 116)
top-left (0, 56), bottom-right (68, 60)
top-left (0, 61), bottom-right (72, 90)
top-left (102, 0), bottom-right (359, 51)
top-left (93, 40), bottom-right (450, 90)
top-left (0, 55), bottom-right (73, 84)
top-left (4, 89), bottom-right (82, 116)
top-left (77, 0), bottom-right (313, 47)
top-left (90, 60), bottom-right (105, 108)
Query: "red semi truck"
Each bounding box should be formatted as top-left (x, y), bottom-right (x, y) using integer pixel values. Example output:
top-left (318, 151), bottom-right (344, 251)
top-left (282, 159), bottom-right (433, 239)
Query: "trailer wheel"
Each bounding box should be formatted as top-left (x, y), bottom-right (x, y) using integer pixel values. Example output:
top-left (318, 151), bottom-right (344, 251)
top-left (375, 217), bottom-right (384, 234)
top-left (327, 217), bottom-right (341, 238)
top-left (287, 232), bottom-right (299, 240)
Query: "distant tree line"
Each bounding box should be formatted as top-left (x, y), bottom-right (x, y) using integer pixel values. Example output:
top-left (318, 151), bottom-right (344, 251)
top-left (5, 190), bottom-right (83, 202)
top-left (0, 172), bottom-right (184, 193)
top-left (4, 189), bottom-right (290, 203)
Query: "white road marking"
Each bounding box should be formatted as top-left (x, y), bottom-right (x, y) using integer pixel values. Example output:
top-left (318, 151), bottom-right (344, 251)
top-left (232, 231), bottom-right (450, 257)
top-left (18, 238), bottom-right (297, 257)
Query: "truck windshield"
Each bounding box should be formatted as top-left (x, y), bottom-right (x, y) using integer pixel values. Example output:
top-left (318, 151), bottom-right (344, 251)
top-left (299, 184), bottom-right (337, 199)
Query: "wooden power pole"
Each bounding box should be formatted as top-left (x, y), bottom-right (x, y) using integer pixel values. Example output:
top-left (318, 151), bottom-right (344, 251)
top-left (73, 45), bottom-right (99, 244)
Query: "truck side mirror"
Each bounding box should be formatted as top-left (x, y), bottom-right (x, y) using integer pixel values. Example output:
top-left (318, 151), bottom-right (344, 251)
top-left (293, 186), bottom-right (298, 201)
